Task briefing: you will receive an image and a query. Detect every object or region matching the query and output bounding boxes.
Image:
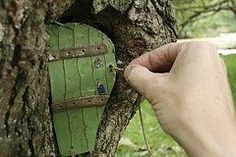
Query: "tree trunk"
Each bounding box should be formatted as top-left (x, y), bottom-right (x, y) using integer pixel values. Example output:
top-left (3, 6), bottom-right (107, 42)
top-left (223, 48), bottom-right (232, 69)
top-left (0, 0), bottom-right (176, 156)
top-left (0, 0), bottom-right (73, 156)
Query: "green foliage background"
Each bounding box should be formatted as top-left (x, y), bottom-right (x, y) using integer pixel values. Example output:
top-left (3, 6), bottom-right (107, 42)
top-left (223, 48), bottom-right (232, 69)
top-left (173, 0), bottom-right (236, 38)
top-left (180, 11), bottom-right (236, 38)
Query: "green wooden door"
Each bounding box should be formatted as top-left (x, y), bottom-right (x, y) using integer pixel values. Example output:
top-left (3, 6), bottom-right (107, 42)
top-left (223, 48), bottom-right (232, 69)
top-left (47, 23), bottom-right (116, 156)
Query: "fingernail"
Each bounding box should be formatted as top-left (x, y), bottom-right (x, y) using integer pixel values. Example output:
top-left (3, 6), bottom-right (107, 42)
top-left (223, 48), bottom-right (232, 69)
top-left (124, 65), bottom-right (137, 81)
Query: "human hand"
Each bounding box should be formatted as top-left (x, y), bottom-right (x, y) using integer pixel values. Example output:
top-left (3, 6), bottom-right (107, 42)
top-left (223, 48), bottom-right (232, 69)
top-left (124, 42), bottom-right (236, 157)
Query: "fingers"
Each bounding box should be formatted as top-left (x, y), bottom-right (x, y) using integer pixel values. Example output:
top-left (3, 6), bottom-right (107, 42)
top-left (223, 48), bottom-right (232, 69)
top-left (124, 65), bottom-right (157, 96)
top-left (124, 41), bottom-right (217, 97)
top-left (130, 42), bottom-right (182, 72)
top-left (124, 42), bottom-right (181, 96)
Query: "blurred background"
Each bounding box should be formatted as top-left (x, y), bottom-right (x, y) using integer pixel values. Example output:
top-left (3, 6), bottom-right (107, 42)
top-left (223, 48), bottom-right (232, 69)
top-left (116, 0), bottom-right (236, 156)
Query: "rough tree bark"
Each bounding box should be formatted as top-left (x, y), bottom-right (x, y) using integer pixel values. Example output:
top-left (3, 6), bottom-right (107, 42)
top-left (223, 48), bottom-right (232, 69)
top-left (0, 0), bottom-right (176, 156)
top-left (0, 1), bottom-right (73, 156)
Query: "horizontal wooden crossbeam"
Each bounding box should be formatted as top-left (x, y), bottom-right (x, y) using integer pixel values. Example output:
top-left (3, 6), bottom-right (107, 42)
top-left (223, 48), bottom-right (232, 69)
top-left (48, 44), bottom-right (108, 61)
top-left (52, 95), bottom-right (110, 112)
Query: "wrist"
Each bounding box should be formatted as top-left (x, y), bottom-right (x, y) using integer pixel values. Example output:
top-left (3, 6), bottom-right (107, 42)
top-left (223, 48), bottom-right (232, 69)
top-left (176, 120), bottom-right (236, 157)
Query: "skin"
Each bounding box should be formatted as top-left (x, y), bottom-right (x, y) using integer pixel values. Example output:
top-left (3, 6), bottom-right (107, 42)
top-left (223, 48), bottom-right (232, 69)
top-left (124, 41), bottom-right (236, 157)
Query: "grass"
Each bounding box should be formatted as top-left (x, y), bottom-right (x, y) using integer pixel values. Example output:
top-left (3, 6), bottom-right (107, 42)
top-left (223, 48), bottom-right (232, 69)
top-left (116, 54), bottom-right (236, 157)
top-left (116, 100), bottom-right (187, 157)
top-left (223, 54), bottom-right (236, 104)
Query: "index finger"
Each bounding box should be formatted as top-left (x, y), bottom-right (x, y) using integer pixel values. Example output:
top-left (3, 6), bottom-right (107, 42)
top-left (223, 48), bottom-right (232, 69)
top-left (130, 42), bottom-right (182, 72)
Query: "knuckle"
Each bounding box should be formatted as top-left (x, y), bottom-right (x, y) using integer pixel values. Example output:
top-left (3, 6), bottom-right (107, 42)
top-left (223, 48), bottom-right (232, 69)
top-left (185, 41), bottom-right (216, 49)
top-left (182, 41), bottom-right (217, 57)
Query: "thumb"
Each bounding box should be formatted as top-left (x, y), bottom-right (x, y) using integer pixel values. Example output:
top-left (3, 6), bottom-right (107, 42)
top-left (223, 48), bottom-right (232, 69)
top-left (124, 65), bottom-right (158, 96)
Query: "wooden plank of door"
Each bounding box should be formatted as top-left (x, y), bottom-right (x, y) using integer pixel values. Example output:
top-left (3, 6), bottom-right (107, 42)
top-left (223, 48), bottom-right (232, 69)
top-left (66, 23), bottom-right (90, 154)
top-left (102, 34), bottom-right (116, 94)
top-left (47, 25), bottom-right (72, 156)
top-left (89, 27), bottom-right (107, 122)
top-left (77, 25), bottom-right (99, 151)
